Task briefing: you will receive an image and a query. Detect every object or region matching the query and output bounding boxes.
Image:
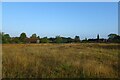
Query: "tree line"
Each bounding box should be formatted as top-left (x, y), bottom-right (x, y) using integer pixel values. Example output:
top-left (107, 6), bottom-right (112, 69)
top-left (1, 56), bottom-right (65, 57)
top-left (0, 32), bottom-right (120, 44)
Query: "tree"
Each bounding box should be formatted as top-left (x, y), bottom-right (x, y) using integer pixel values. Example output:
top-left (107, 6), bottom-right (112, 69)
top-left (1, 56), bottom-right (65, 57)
top-left (55, 36), bottom-right (62, 43)
top-left (2, 33), bottom-right (11, 43)
top-left (74, 36), bottom-right (80, 43)
top-left (108, 34), bottom-right (118, 39)
top-left (4, 34), bottom-right (10, 39)
top-left (108, 34), bottom-right (120, 43)
top-left (82, 38), bottom-right (88, 43)
top-left (97, 34), bottom-right (99, 40)
top-left (113, 35), bottom-right (120, 43)
top-left (30, 33), bottom-right (37, 38)
top-left (61, 37), bottom-right (67, 43)
top-left (66, 37), bottom-right (73, 43)
top-left (19, 32), bottom-right (27, 43)
top-left (41, 37), bottom-right (49, 43)
top-left (37, 36), bottom-right (40, 39)
top-left (12, 37), bottom-right (20, 43)
top-left (49, 37), bottom-right (55, 43)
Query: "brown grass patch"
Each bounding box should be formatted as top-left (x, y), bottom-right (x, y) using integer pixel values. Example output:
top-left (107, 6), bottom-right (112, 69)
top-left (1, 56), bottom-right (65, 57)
top-left (2, 43), bottom-right (119, 78)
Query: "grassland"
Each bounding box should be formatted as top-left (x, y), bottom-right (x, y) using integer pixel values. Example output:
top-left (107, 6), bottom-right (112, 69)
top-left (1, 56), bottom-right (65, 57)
top-left (2, 43), bottom-right (120, 78)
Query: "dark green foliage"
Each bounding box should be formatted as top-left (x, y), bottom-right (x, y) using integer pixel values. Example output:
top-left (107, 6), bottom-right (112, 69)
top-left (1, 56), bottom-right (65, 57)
top-left (2, 33), bottom-right (11, 43)
top-left (12, 37), bottom-right (21, 43)
top-left (108, 34), bottom-right (118, 39)
top-left (41, 37), bottom-right (49, 43)
top-left (55, 36), bottom-right (62, 43)
top-left (61, 37), bottom-right (74, 43)
top-left (66, 37), bottom-right (74, 43)
top-left (19, 32), bottom-right (27, 43)
top-left (61, 37), bottom-right (67, 43)
top-left (74, 36), bottom-right (80, 43)
top-left (97, 34), bottom-right (99, 40)
top-left (49, 37), bottom-right (55, 43)
top-left (30, 33), bottom-right (37, 38)
top-left (82, 38), bottom-right (88, 43)
top-left (1, 32), bottom-right (120, 44)
top-left (108, 34), bottom-right (120, 43)
top-left (37, 36), bottom-right (40, 39)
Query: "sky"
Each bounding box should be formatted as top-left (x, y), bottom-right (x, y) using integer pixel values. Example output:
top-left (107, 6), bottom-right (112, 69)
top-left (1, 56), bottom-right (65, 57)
top-left (2, 2), bottom-right (118, 39)
top-left (0, 2), bottom-right (2, 31)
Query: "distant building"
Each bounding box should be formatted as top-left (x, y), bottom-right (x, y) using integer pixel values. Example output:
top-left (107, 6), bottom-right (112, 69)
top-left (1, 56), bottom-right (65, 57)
top-left (25, 38), bottom-right (40, 43)
top-left (37, 39), bottom-right (40, 43)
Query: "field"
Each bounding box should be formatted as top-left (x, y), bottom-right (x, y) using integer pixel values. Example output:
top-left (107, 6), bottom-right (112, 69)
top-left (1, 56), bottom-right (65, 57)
top-left (2, 43), bottom-right (120, 78)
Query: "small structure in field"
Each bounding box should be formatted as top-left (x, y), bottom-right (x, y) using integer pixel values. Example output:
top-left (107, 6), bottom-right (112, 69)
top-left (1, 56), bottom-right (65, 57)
top-left (25, 38), bottom-right (40, 43)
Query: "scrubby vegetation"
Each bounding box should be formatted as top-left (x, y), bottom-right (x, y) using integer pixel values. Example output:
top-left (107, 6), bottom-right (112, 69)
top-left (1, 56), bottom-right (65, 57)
top-left (2, 43), bottom-right (119, 78)
top-left (1, 32), bottom-right (120, 44)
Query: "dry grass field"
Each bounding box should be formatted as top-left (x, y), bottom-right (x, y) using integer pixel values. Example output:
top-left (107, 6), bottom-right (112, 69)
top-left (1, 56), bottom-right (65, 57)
top-left (2, 43), bottom-right (120, 78)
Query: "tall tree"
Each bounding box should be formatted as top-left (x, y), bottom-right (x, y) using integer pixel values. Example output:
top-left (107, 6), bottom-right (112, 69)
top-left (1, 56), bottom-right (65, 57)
top-left (19, 32), bottom-right (27, 43)
top-left (30, 33), bottom-right (37, 38)
top-left (74, 36), bottom-right (80, 43)
top-left (2, 33), bottom-right (11, 43)
top-left (97, 34), bottom-right (100, 40)
top-left (37, 36), bottom-right (40, 39)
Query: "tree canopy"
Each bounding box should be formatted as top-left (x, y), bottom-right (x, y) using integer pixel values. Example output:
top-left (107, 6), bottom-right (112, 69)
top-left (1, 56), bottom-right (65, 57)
top-left (19, 32), bottom-right (27, 43)
top-left (1, 32), bottom-right (120, 44)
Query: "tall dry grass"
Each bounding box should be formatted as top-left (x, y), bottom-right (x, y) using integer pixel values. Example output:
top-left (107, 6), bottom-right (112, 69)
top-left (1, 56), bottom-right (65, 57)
top-left (2, 43), bottom-right (119, 78)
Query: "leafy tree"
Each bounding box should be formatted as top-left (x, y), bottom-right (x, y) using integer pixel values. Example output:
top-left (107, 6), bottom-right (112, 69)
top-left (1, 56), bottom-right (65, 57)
top-left (4, 34), bottom-right (10, 39)
top-left (30, 33), bottom-right (37, 38)
top-left (37, 36), bottom-right (40, 39)
top-left (61, 37), bottom-right (73, 43)
top-left (12, 37), bottom-right (20, 43)
top-left (19, 32), bottom-right (27, 43)
top-left (108, 34), bottom-right (120, 43)
top-left (49, 37), bottom-right (55, 43)
top-left (74, 36), bottom-right (80, 43)
top-left (112, 35), bottom-right (120, 43)
top-left (66, 37), bottom-right (74, 43)
top-left (2, 33), bottom-right (11, 43)
top-left (55, 36), bottom-right (62, 43)
top-left (108, 34), bottom-right (118, 39)
top-left (41, 37), bottom-right (49, 43)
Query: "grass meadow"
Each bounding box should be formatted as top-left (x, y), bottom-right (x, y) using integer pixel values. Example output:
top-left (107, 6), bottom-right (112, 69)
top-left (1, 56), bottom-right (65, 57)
top-left (2, 43), bottom-right (120, 78)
